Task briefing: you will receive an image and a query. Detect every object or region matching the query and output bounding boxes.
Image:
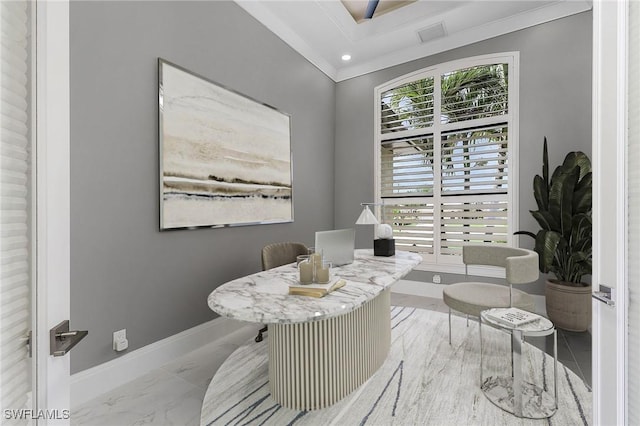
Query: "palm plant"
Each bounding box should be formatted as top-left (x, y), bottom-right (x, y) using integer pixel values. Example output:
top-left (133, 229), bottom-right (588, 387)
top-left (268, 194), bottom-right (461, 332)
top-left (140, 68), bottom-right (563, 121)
top-left (516, 138), bottom-right (592, 285)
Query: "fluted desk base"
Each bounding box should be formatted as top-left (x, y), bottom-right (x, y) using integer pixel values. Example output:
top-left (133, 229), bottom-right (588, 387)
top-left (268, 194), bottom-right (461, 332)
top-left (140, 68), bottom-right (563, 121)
top-left (268, 289), bottom-right (391, 411)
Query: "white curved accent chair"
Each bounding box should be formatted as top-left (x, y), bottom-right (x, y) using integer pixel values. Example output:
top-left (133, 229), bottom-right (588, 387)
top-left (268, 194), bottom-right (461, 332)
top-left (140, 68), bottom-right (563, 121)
top-left (443, 245), bottom-right (539, 344)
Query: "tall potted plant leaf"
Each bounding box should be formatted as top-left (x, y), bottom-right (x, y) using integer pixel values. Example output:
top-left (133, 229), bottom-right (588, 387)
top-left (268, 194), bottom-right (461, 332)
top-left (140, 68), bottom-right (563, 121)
top-left (516, 137), bottom-right (592, 331)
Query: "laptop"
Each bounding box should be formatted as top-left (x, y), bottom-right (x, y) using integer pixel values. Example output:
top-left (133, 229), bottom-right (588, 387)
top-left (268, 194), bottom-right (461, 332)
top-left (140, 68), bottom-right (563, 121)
top-left (315, 228), bottom-right (355, 266)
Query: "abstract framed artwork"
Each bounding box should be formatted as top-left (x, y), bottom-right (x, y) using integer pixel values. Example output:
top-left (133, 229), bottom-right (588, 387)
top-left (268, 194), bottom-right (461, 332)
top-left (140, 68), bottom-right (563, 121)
top-left (158, 59), bottom-right (293, 230)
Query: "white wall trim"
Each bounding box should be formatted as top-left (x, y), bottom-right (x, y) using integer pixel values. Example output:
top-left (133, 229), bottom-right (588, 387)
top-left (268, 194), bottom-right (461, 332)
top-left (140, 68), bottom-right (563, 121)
top-left (71, 317), bottom-right (251, 408)
top-left (35, 0), bottom-right (72, 421)
top-left (592, 0), bottom-right (628, 424)
top-left (616, 0), bottom-right (629, 422)
top-left (392, 279), bottom-right (547, 317)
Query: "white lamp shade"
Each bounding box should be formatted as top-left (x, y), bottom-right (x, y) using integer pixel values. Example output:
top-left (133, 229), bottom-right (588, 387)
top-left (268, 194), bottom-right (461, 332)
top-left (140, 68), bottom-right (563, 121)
top-left (355, 205), bottom-right (379, 225)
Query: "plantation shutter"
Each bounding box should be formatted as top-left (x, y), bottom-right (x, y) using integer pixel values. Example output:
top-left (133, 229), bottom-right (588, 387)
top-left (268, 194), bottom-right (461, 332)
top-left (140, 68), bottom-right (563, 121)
top-left (0, 0), bottom-right (32, 415)
top-left (380, 135), bottom-right (434, 197)
top-left (439, 125), bottom-right (509, 257)
top-left (440, 126), bottom-right (509, 195)
top-left (440, 196), bottom-right (509, 257)
top-left (381, 203), bottom-right (434, 255)
top-left (440, 64), bottom-right (509, 124)
top-left (380, 77), bottom-right (434, 134)
top-left (378, 58), bottom-right (514, 265)
top-left (628, 0), bottom-right (640, 423)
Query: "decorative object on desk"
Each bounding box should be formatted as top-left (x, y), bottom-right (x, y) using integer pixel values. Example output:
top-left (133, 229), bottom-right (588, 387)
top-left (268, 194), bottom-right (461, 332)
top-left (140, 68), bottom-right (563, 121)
top-left (158, 59), bottom-right (293, 230)
top-left (316, 261), bottom-right (332, 284)
top-left (374, 223), bottom-right (395, 257)
top-left (376, 223), bottom-right (393, 239)
top-left (296, 254), bottom-right (310, 267)
top-left (356, 203), bottom-right (395, 256)
top-left (298, 249), bottom-right (331, 284)
top-left (515, 137), bottom-right (592, 332)
top-left (308, 247), bottom-right (323, 282)
top-left (298, 258), bottom-right (314, 284)
top-left (484, 307), bottom-right (540, 327)
top-left (309, 248), bottom-right (323, 268)
top-left (289, 279), bottom-right (346, 298)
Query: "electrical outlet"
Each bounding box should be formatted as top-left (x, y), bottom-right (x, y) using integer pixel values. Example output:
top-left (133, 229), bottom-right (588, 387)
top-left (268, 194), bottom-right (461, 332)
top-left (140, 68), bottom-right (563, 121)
top-left (433, 274), bottom-right (441, 284)
top-left (113, 329), bottom-right (127, 351)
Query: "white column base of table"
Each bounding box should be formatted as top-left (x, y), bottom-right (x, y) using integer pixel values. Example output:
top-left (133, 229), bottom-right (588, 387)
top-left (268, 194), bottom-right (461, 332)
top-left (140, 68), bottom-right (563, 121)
top-left (268, 289), bottom-right (391, 411)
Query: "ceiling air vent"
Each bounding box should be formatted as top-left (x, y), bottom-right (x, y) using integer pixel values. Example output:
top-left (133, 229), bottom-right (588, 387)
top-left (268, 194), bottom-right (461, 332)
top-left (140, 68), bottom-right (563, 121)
top-left (417, 22), bottom-right (446, 43)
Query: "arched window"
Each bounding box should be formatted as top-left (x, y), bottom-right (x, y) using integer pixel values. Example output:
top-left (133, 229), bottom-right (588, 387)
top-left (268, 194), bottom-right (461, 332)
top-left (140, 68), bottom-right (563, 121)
top-left (375, 53), bottom-right (519, 271)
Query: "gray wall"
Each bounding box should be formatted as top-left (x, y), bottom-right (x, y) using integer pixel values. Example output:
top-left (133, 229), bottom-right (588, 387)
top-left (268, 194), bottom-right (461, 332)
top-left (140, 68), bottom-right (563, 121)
top-left (70, 1), bottom-right (335, 373)
top-left (334, 11), bottom-right (593, 294)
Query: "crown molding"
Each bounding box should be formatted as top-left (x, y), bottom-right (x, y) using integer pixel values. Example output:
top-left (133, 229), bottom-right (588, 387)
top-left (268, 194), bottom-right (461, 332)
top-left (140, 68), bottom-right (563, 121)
top-left (235, 1), bottom-right (592, 83)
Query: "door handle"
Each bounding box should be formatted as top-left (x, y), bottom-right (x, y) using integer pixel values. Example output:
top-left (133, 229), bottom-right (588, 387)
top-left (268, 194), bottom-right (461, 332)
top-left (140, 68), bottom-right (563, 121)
top-left (592, 284), bottom-right (615, 307)
top-left (50, 320), bottom-right (88, 357)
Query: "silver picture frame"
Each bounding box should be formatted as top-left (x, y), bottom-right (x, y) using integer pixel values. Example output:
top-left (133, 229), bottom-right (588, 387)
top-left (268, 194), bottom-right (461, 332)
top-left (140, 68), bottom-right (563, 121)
top-left (158, 59), bottom-right (293, 230)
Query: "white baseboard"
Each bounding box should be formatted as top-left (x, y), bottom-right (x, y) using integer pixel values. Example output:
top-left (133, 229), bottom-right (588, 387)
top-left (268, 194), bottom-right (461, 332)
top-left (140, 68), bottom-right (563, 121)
top-left (71, 316), bottom-right (251, 408)
top-left (393, 279), bottom-right (547, 317)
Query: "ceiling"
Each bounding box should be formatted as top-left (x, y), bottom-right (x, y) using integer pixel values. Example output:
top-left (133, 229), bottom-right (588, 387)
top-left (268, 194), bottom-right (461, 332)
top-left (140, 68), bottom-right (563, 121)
top-left (340, 0), bottom-right (417, 23)
top-left (235, 0), bottom-right (592, 82)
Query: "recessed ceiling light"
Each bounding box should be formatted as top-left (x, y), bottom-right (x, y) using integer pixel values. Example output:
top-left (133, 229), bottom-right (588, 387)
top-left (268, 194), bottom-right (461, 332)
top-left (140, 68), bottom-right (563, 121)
top-left (342, 54), bottom-right (352, 61)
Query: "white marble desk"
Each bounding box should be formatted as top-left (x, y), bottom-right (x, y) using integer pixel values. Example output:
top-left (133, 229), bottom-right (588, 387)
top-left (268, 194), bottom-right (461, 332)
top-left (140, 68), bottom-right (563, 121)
top-left (208, 249), bottom-right (421, 410)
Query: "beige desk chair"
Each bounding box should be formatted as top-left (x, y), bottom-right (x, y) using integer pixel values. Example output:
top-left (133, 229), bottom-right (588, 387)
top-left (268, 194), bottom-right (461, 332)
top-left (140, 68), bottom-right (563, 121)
top-left (255, 242), bottom-right (308, 342)
top-left (443, 245), bottom-right (538, 344)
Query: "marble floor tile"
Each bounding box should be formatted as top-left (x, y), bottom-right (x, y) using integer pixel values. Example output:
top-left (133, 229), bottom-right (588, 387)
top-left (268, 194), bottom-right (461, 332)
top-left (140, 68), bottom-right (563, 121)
top-left (160, 326), bottom-right (256, 391)
top-left (72, 369), bottom-right (202, 426)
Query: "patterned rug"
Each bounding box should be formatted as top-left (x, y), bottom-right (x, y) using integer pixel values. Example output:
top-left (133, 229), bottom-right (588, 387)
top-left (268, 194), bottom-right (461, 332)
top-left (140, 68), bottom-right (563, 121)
top-left (201, 307), bottom-right (591, 425)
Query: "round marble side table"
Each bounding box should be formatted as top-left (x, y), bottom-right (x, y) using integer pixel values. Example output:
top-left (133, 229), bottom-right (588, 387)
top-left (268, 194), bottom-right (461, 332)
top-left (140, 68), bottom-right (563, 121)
top-left (479, 308), bottom-right (558, 419)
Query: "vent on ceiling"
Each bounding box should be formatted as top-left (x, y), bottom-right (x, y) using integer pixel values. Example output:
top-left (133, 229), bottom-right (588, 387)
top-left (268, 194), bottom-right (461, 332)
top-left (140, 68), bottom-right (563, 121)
top-left (417, 22), bottom-right (447, 43)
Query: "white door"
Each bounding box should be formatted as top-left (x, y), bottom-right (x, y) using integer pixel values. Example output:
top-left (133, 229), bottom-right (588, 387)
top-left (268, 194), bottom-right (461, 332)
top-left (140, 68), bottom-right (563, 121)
top-left (1, 1), bottom-right (71, 424)
top-left (0, 0), bottom-right (36, 419)
top-left (592, 0), bottom-right (628, 424)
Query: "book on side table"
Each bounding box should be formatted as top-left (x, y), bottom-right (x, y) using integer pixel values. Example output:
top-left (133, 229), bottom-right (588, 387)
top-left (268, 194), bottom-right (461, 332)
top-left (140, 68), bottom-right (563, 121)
top-left (485, 307), bottom-right (540, 327)
top-left (289, 279), bottom-right (346, 298)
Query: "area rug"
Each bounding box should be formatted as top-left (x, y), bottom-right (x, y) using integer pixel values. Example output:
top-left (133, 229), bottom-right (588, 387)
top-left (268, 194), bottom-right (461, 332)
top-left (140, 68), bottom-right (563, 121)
top-left (200, 307), bottom-right (591, 425)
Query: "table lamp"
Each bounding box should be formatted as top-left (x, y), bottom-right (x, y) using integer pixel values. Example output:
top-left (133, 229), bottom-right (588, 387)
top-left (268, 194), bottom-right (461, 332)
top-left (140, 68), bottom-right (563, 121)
top-left (356, 203), bottom-right (395, 256)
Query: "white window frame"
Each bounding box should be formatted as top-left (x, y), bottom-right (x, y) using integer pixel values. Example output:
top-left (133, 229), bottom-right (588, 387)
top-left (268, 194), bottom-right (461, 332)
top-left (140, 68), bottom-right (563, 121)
top-left (374, 52), bottom-right (520, 277)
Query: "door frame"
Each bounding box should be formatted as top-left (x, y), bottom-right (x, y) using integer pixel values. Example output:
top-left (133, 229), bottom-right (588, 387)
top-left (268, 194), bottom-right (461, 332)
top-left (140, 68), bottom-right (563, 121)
top-left (592, 0), bottom-right (628, 424)
top-left (34, 0), bottom-right (71, 420)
